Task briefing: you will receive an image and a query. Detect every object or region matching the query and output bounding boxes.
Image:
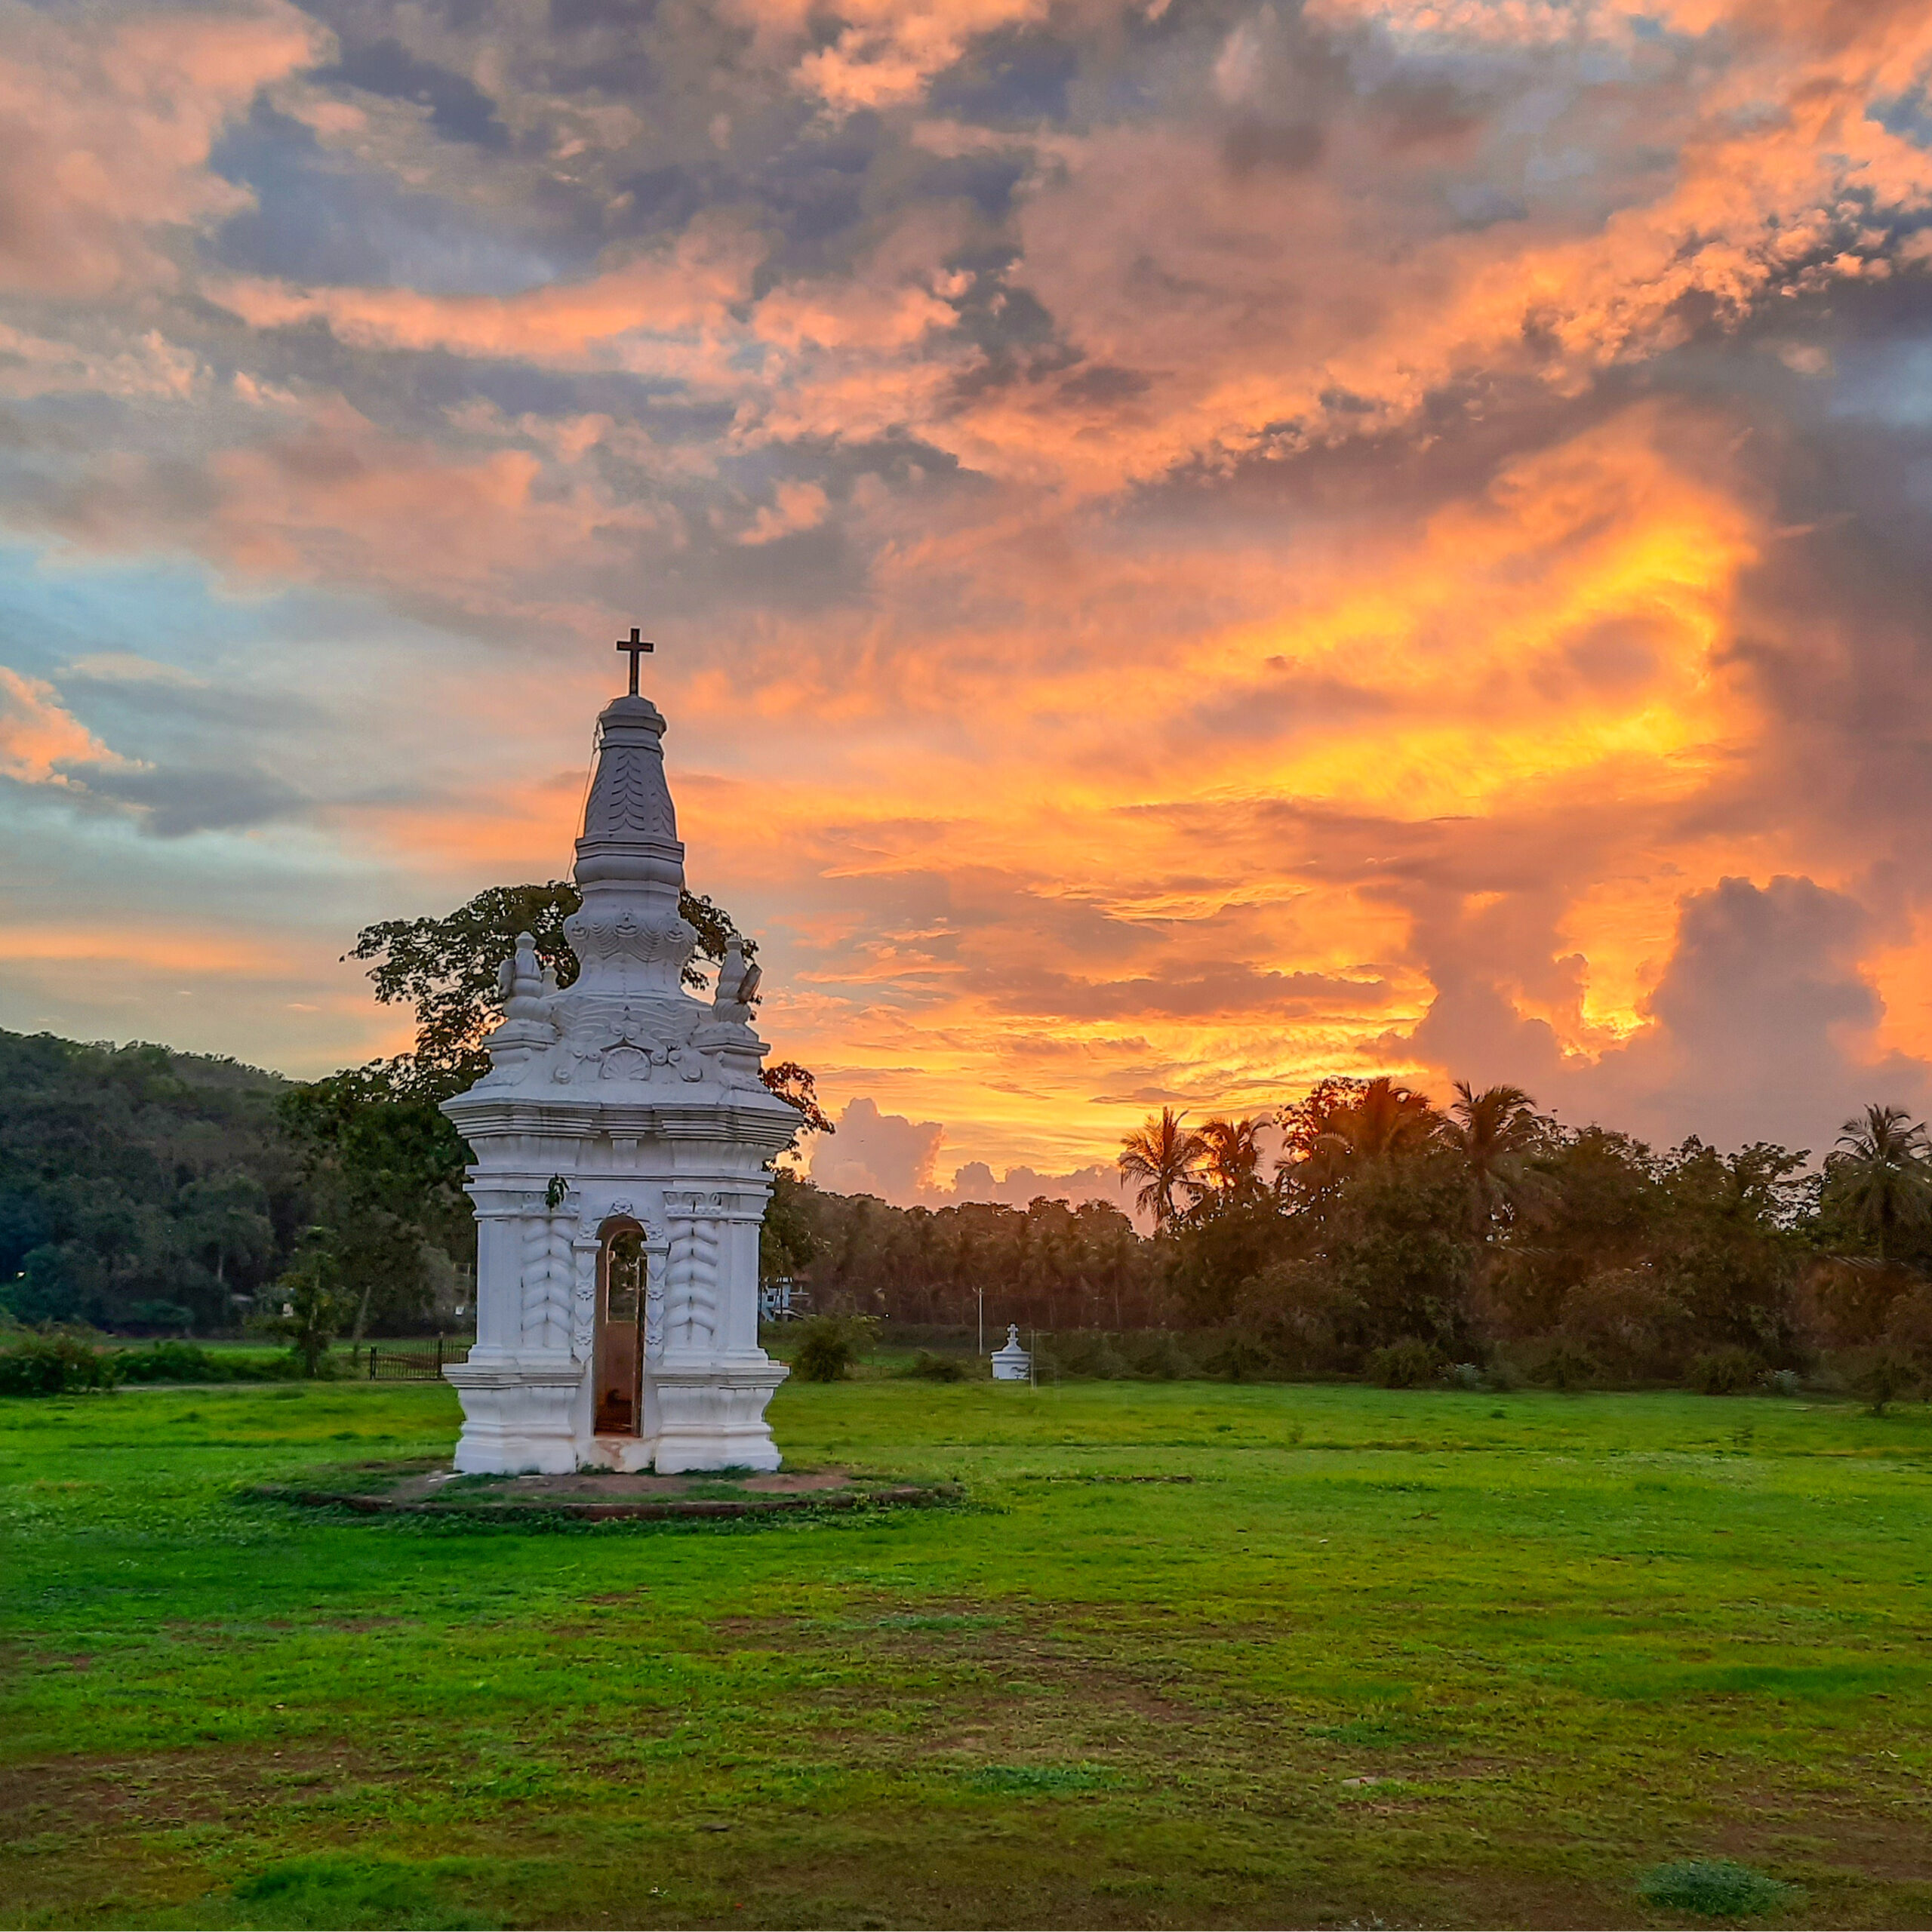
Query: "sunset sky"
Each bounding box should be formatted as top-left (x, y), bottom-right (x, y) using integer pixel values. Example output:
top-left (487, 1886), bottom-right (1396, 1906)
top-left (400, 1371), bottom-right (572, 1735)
top-left (2, 0), bottom-right (1930, 1205)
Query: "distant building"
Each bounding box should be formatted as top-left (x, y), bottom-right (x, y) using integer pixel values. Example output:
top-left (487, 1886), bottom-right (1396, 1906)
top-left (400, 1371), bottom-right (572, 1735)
top-left (759, 1278), bottom-right (808, 1322)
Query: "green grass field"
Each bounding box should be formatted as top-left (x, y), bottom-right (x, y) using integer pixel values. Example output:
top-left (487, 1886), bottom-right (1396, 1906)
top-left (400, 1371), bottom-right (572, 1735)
top-left (3, 1376), bottom-right (1930, 1930)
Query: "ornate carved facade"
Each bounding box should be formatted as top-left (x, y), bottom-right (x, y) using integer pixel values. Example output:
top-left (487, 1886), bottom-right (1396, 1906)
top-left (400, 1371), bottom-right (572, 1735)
top-left (440, 689), bottom-right (801, 1473)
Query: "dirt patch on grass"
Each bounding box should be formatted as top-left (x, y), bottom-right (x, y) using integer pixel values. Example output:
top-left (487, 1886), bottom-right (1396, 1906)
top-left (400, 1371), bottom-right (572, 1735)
top-left (0, 1744), bottom-right (394, 1838)
top-left (252, 1462), bottom-right (960, 1523)
top-left (390, 1464), bottom-right (860, 1503)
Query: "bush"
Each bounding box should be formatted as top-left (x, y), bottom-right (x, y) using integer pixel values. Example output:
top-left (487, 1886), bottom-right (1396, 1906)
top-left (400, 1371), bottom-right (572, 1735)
top-left (1366, 1337), bottom-right (1438, 1389)
top-left (1235, 1259), bottom-right (1361, 1374)
top-left (1636, 1859), bottom-right (1792, 1917)
top-left (1527, 1341), bottom-right (1598, 1392)
top-left (906, 1349), bottom-right (965, 1383)
top-left (1036, 1332), bottom-right (1134, 1380)
top-left (791, 1315), bottom-right (874, 1383)
top-left (115, 1341), bottom-right (251, 1383)
top-left (1882, 1284), bottom-right (1932, 1369)
top-left (0, 1332), bottom-right (118, 1397)
top-left (1688, 1346), bottom-right (1764, 1395)
top-left (1204, 1333), bottom-right (1275, 1382)
top-left (1761, 1367), bottom-right (1801, 1398)
top-left (1556, 1269), bottom-right (1684, 1380)
top-left (1121, 1331), bottom-right (1193, 1380)
top-left (1443, 1361), bottom-right (1484, 1390)
top-left (1845, 1346), bottom-right (1923, 1416)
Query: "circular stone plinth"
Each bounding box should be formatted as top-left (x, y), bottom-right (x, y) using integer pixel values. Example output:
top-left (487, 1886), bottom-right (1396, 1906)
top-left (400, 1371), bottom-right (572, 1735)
top-left (254, 1461), bottom-right (958, 1522)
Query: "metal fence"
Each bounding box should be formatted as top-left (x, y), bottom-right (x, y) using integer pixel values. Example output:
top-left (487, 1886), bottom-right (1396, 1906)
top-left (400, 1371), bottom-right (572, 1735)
top-left (361, 1337), bottom-right (468, 1381)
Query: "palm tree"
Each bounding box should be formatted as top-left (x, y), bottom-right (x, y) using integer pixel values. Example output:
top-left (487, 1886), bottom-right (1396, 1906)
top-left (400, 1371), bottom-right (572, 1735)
top-left (1324, 1076), bottom-right (1437, 1162)
top-left (1438, 1081), bottom-right (1546, 1238)
top-left (1279, 1075), bottom-right (1437, 1205)
top-left (1826, 1104), bottom-right (1932, 1261)
top-left (1118, 1107), bottom-right (1207, 1230)
top-left (1195, 1116), bottom-right (1266, 1201)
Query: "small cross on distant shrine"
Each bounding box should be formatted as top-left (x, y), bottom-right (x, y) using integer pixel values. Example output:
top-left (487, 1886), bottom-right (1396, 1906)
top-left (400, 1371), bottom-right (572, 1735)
top-left (616, 626), bottom-right (654, 696)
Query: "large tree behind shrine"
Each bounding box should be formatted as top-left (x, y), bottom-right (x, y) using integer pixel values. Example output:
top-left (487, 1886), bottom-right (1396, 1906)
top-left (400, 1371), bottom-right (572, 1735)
top-left (346, 881), bottom-right (746, 1094)
top-left (281, 881), bottom-right (832, 1307)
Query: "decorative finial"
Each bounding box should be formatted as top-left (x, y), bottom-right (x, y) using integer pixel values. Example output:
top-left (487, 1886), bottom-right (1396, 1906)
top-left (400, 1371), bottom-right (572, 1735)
top-left (616, 626), bottom-right (654, 696)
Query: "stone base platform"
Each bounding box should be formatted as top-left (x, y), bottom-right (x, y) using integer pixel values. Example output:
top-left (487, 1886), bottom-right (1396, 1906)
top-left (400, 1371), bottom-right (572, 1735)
top-left (254, 1461), bottom-right (958, 1524)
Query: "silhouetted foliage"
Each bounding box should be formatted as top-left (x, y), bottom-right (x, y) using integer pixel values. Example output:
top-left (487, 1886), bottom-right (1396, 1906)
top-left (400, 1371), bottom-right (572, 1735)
top-left (789, 1188), bottom-right (1161, 1331)
top-left (830, 1085), bottom-right (1932, 1393)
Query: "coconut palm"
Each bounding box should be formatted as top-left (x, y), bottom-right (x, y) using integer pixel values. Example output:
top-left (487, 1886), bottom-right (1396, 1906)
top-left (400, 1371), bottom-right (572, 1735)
top-left (1438, 1081), bottom-right (1547, 1237)
top-left (1826, 1104), bottom-right (1932, 1261)
top-left (1323, 1076), bottom-right (1437, 1162)
top-left (1195, 1115), bottom-right (1267, 1201)
top-left (1117, 1107), bottom-right (1208, 1230)
top-left (1280, 1075), bottom-right (1438, 1206)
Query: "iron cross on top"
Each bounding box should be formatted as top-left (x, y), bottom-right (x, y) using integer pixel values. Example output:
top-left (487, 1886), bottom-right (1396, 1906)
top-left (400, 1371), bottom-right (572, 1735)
top-left (616, 626), bottom-right (654, 695)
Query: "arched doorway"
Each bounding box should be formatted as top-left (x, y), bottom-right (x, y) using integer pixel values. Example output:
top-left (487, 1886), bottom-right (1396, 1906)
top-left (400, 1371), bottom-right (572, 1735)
top-left (593, 1220), bottom-right (645, 1436)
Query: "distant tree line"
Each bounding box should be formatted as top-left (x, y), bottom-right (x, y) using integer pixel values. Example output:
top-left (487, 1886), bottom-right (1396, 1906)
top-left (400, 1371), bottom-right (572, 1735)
top-left (2, 878), bottom-right (832, 1343)
top-left (12, 884), bottom-right (1931, 1401)
top-left (0, 1030), bottom-right (305, 1334)
top-left (785, 1080), bottom-right (1932, 1395)
top-left (767, 1180), bottom-right (1160, 1334)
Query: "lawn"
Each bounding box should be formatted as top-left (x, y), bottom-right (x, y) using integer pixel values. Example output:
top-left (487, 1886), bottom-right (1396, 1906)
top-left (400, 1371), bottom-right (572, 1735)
top-left (2, 1376), bottom-right (1930, 1930)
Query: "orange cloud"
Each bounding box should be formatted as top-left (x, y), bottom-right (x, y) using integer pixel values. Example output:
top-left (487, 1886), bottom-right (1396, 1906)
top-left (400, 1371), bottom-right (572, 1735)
top-left (0, 668), bottom-right (118, 784)
top-left (211, 216), bottom-right (764, 366)
top-left (0, 0), bottom-right (320, 299)
top-left (0, 925), bottom-right (296, 975)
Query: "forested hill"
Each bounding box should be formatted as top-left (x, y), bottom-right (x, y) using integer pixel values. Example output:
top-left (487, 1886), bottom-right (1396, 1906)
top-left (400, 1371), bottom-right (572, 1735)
top-left (0, 1028), bottom-right (306, 1332)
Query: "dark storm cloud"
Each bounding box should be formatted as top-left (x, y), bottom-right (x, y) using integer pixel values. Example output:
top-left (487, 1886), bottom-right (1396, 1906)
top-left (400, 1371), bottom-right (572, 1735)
top-left (70, 761), bottom-right (310, 837)
top-left (318, 37), bottom-right (511, 148)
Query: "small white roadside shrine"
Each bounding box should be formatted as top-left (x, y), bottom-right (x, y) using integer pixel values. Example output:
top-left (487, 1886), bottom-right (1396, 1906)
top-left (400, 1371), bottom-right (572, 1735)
top-left (441, 658), bottom-right (801, 1475)
top-left (991, 1324), bottom-right (1032, 1382)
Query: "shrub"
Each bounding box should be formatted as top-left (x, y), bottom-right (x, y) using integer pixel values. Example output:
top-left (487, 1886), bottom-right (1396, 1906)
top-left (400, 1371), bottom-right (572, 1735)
top-left (115, 1340), bottom-right (221, 1383)
top-left (1556, 1269), bottom-right (1684, 1380)
top-left (1882, 1284), bottom-right (1932, 1369)
top-left (1527, 1341), bottom-right (1598, 1391)
top-left (1121, 1331), bottom-right (1193, 1381)
top-left (1845, 1346), bottom-right (1923, 1417)
top-left (1688, 1346), bottom-right (1764, 1395)
top-left (0, 1332), bottom-right (118, 1397)
top-left (1443, 1361), bottom-right (1484, 1390)
top-left (906, 1349), bottom-right (965, 1383)
top-left (1235, 1258), bottom-right (1361, 1374)
top-left (1204, 1333), bottom-right (1275, 1383)
top-left (1036, 1333), bottom-right (1136, 1380)
top-left (111, 1341), bottom-right (303, 1383)
top-left (1636, 1859), bottom-right (1792, 1917)
top-left (1366, 1337), bottom-right (1437, 1389)
top-left (1761, 1367), bottom-right (1801, 1398)
top-left (791, 1315), bottom-right (874, 1383)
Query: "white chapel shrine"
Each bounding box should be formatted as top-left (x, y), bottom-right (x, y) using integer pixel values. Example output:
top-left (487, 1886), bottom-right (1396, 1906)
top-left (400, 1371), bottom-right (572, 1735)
top-left (441, 663), bottom-right (801, 1475)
